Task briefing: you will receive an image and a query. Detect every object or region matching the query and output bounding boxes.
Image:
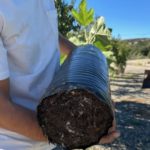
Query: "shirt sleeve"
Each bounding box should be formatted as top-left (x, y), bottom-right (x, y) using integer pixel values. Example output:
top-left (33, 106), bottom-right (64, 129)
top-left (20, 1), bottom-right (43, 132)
top-left (0, 13), bottom-right (9, 80)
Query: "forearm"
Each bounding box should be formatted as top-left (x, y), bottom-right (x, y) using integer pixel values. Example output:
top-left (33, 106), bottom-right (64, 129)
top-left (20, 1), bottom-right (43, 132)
top-left (0, 95), bottom-right (47, 141)
top-left (59, 33), bottom-right (77, 55)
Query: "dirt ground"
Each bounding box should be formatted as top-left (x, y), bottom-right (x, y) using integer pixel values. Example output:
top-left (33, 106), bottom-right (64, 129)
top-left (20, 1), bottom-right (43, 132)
top-left (85, 59), bottom-right (150, 150)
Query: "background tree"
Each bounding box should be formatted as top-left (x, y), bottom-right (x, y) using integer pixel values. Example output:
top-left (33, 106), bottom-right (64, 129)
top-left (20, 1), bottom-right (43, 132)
top-left (55, 0), bottom-right (80, 37)
top-left (110, 39), bottom-right (131, 74)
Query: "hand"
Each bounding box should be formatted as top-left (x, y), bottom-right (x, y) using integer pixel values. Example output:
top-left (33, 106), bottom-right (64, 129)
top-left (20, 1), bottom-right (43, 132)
top-left (99, 118), bottom-right (120, 144)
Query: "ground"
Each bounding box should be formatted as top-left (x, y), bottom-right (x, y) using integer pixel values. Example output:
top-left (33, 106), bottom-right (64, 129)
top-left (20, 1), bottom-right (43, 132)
top-left (86, 59), bottom-right (150, 150)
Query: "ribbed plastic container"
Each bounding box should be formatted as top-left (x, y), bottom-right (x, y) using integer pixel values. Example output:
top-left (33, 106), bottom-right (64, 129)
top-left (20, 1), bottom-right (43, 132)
top-left (48, 45), bottom-right (111, 107)
top-left (37, 45), bottom-right (114, 149)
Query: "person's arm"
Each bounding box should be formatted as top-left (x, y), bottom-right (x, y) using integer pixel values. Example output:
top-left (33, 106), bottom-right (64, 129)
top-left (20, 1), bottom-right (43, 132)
top-left (0, 79), bottom-right (47, 141)
top-left (59, 33), bottom-right (77, 55)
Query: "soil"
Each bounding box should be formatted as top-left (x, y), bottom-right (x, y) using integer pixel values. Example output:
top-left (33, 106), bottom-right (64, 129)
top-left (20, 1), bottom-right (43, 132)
top-left (37, 89), bottom-right (113, 149)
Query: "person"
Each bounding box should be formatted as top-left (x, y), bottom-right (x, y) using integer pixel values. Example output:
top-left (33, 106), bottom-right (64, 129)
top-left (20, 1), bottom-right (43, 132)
top-left (0, 0), bottom-right (120, 149)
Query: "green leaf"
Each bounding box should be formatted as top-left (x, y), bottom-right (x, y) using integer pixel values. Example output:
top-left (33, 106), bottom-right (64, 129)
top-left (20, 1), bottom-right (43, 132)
top-left (72, 9), bottom-right (83, 25)
top-left (103, 51), bottom-right (114, 58)
top-left (94, 41), bottom-right (107, 51)
top-left (89, 16), bottom-right (112, 39)
top-left (90, 16), bottom-right (105, 34)
top-left (60, 54), bottom-right (67, 64)
top-left (69, 36), bottom-right (86, 45)
top-left (95, 35), bottom-right (111, 47)
top-left (71, 0), bottom-right (94, 27)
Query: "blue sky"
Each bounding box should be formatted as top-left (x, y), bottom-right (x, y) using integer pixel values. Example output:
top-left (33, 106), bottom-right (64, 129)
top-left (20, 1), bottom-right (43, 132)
top-left (65, 0), bottom-right (150, 39)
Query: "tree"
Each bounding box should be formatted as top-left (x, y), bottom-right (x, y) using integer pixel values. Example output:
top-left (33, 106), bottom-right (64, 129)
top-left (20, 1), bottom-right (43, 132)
top-left (55, 0), bottom-right (80, 37)
top-left (68, 0), bottom-right (114, 67)
top-left (110, 39), bottom-right (130, 74)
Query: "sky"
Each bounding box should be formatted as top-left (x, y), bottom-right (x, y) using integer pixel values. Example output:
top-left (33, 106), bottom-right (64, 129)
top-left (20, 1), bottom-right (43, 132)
top-left (65, 0), bottom-right (150, 39)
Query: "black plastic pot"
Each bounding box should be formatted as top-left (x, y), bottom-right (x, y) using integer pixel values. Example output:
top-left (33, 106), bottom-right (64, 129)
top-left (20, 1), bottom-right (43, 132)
top-left (47, 45), bottom-right (111, 106)
top-left (37, 45), bottom-right (114, 149)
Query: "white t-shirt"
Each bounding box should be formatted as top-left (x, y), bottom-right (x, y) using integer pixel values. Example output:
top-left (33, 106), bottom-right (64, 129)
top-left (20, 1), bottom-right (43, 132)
top-left (0, 0), bottom-right (60, 149)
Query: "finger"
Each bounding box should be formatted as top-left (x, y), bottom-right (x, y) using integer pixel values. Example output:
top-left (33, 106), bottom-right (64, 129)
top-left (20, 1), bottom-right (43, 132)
top-left (99, 131), bottom-right (120, 144)
top-left (108, 119), bottom-right (116, 133)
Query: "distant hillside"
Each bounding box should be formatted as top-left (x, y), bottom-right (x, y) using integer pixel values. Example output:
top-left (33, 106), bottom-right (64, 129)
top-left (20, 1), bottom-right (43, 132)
top-left (123, 38), bottom-right (150, 59)
top-left (123, 38), bottom-right (150, 43)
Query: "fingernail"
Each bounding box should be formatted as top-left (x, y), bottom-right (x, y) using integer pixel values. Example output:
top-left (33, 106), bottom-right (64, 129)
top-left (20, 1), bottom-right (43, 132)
top-left (114, 132), bottom-right (120, 138)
